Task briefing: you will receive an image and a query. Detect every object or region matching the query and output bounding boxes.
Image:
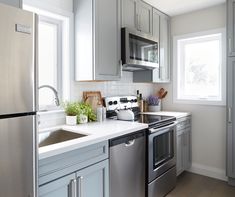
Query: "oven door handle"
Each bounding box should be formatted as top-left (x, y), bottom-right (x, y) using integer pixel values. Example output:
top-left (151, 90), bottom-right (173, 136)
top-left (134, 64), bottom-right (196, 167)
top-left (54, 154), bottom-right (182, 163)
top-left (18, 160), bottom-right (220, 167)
top-left (149, 121), bottom-right (178, 135)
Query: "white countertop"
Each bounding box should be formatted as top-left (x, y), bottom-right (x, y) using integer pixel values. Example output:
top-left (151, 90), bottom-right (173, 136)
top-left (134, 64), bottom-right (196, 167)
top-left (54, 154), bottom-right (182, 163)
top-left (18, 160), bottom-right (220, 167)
top-left (38, 120), bottom-right (148, 160)
top-left (141, 111), bottom-right (191, 119)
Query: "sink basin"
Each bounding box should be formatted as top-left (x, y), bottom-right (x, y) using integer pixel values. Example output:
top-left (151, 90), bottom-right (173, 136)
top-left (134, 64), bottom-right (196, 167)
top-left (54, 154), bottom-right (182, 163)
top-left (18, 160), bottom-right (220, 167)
top-left (38, 129), bottom-right (87, 148)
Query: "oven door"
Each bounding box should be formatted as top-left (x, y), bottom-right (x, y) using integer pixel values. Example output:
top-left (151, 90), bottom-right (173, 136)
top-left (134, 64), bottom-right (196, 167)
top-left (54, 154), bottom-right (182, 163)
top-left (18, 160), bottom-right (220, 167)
top-left (148, 122), bottom-right (177, 182)
top-left (121, 28), bottom-right (159, 71)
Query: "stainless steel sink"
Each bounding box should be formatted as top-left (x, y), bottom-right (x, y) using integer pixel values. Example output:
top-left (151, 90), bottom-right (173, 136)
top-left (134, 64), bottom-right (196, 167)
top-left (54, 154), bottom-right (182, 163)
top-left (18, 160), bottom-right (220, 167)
top-left (38, 129), bottom-right (87, 148)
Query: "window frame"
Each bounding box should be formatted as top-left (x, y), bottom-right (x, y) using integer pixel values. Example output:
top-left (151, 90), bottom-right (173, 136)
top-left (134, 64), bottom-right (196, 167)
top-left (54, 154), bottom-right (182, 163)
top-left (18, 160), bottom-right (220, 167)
top-left (173, 29), bottom-right (226, 106)
top-left (23, 4), bottom-right (73, 111)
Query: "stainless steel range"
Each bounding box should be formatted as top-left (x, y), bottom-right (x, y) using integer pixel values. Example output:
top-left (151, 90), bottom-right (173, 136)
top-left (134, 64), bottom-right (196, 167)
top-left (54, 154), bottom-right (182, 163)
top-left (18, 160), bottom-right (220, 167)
top-left (105, 96), bottom-right (177, 197)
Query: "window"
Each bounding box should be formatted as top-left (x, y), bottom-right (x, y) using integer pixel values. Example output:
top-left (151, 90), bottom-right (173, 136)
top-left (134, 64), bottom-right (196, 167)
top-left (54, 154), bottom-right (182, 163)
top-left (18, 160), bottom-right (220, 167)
top-left (38, 16), bottom-right (62, 107)
top-left (23, 4), bottom-right (72, 111)
top-left (173, 29), bottom-right (226, 105)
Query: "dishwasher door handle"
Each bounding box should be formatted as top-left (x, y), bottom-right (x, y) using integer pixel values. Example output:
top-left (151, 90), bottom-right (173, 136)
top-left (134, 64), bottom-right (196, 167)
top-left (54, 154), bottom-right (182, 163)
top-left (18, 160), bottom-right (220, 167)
top-left (125, 139), bottom-right (135, 147)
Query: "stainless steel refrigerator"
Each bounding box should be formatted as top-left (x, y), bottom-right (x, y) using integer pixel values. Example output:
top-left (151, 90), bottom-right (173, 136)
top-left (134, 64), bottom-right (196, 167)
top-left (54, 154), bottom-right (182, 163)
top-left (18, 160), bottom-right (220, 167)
top-left (0, 3), bottom-right (37, 197)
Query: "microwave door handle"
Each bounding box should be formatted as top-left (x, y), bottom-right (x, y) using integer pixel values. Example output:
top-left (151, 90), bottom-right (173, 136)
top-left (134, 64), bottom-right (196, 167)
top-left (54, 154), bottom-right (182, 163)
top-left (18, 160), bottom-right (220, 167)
top-left (149, 122), bottom-right (178, 135)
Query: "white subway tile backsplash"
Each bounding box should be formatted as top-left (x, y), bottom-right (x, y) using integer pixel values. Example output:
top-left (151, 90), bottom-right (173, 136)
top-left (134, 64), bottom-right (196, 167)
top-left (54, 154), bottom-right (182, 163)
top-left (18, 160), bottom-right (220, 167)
top-left (72, 71), bottom-right (158, 101)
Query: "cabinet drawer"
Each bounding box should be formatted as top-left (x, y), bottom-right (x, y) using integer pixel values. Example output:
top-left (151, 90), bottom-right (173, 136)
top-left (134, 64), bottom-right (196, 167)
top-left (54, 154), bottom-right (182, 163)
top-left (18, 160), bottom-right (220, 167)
top-left (177, 117), bottom-right (191, 130)
top-left (39, 141), bottom-right (108, 186)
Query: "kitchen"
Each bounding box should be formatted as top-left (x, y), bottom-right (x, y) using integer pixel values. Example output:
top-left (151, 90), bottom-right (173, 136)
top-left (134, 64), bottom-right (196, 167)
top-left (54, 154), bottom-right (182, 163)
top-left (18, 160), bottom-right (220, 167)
top-left (0, 0), bottom-right (234, 197)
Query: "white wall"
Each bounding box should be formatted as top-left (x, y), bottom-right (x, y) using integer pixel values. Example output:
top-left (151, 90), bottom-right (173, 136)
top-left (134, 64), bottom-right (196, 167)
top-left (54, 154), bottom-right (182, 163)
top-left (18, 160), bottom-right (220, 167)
top-left (162, 3), bottom-right (227, 180)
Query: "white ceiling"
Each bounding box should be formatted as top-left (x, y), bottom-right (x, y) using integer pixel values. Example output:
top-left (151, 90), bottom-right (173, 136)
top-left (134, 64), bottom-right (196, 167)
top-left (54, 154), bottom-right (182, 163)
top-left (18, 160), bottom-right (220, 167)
top-left (144, 0), bottom-right (225, 16)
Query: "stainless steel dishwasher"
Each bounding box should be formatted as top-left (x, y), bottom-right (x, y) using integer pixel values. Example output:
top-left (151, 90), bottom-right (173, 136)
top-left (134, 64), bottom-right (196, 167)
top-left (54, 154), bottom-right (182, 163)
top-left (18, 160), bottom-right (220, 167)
top-left (109, 130), bottom-right (146, 197)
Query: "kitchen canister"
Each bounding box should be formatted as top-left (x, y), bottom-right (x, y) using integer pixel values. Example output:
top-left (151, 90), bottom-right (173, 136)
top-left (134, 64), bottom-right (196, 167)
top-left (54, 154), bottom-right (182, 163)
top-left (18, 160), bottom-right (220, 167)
top-left (97, 106), bottom-right (103, 122)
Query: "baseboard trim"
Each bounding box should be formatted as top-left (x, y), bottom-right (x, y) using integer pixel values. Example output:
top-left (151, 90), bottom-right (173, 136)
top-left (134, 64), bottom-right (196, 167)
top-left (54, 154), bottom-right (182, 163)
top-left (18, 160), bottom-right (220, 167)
top-left (187, 163), bottom-right (228, 181)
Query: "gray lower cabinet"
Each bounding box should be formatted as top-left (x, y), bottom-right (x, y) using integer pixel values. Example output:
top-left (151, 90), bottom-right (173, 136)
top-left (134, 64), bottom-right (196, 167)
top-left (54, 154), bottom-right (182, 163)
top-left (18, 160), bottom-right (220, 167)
top-left (39, 160), bottom-right (109, 197)
top-left (39, 173), bottom-right (75, 197)
top-left (176, 116), bottom-right (192, 176)
top-left (74, 0), bottom-right (121, 81)
top-left (38, 141), bottom-right (109, 197)
top-left (227, 0), bottom-right (235, 56)
top-left (76, 160), bottom-right (109, 197)
top-left (227, 57), bottom-right (235, 183)
top-left (0, 0), bottom-right (21, 8)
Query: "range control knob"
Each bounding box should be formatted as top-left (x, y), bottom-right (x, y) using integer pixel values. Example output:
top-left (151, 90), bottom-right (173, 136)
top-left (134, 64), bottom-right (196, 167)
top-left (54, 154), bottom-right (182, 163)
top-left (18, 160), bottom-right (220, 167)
top-left (134, 99), bottom-right (137, 103)
top-left (108, 101), bottom-right (113, 105)
top-left (114, 101), bottom-right (118, 105)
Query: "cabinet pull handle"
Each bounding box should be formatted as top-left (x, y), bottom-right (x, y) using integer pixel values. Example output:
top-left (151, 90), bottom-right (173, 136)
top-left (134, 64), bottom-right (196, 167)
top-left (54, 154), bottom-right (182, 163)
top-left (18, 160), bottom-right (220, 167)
top-left (138, 15), bottom-right (141, 31)
top-left (119, 60), bottom-right (123, 77)
top-left (136, 14), bottom-right (139, 30)
top-left (69, 179), bottom-right (77, 197)
top-left (77, 176), bottom-right (83, 197)
top-left (229, 38), bottom-right (232, 54)
top-left (228, 107), bottom-right (232, 123)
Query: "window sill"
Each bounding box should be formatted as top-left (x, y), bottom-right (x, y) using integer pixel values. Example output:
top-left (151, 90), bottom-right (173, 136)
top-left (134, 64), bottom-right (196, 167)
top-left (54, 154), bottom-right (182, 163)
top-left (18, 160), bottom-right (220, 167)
top-left (173, 99), bottom-right (226, 107)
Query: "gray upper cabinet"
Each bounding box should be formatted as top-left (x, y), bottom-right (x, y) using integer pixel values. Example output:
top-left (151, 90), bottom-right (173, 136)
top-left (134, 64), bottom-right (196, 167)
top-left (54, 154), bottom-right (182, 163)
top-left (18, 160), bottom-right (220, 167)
top-left (159, 11), bottom-right (170, 82)
top-left (0, 0), bottom-right (21, 8)
top-left (227, 0), bottom-right (235, 56)
top-left (137, 0), bottom-right (152, 35)
top-left (121, 0), bottom-right (137, 30)
top-left (133, 8), bottom-right (170, 83)
top-left (121, 0), bottom-right (152, 35)
top-left (74, 0), bottom-right (121, 81)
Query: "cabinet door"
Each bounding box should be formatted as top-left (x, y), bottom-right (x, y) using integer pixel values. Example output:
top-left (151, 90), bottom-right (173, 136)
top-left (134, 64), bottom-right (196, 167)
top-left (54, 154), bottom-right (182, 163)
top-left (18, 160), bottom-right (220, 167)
top-left (76, 160), bottom-right (109, 197)
top-left (183, 127), bottom-right (191, 170)
top-left (227, 57), bottom-right (235, 177)
top-left (176, 130), bottom-right (184, 176)
top-left (95, 0), bottom-right (121, 80)
top-left (137, 0), bottom-right (152, 35)
top-left (228, 0), bottom-right (235, 56)
top-left (39, 173), bottom-right (75, 197)
top-left (159, 12), bottom-right (170, 82)
top-left (152, 8), bottom-right (161, 82)
top-left (121, 0), bottom-right (137, 30)
top-left (0, 0), bottom-right (20, 8)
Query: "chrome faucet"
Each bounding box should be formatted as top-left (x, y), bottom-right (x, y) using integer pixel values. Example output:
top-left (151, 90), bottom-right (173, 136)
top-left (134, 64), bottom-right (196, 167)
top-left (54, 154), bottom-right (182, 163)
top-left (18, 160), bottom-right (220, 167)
top-left (38, 85), bottom-right (60, 106)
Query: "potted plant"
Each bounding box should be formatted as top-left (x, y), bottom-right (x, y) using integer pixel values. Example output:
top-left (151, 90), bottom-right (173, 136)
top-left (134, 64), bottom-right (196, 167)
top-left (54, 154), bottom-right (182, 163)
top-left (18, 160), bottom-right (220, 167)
top-left (147, 95), bottom-right (161, 112)
top-left (77, 102), bottom-right (96, 124)
top-left (63, 102), bottom-right (79, 125)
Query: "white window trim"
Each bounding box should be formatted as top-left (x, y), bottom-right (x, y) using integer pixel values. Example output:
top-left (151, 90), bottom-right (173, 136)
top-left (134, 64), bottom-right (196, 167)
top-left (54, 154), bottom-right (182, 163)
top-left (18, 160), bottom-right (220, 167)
top-left (23, 4), bottom-right (74, 110)
top-left (173, 28), bottom-right (226, 106)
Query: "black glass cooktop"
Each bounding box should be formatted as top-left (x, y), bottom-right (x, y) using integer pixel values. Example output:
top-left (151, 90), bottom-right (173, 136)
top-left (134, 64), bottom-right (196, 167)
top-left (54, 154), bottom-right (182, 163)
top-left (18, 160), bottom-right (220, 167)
top-left (135, 114), bottom-right (176, 126)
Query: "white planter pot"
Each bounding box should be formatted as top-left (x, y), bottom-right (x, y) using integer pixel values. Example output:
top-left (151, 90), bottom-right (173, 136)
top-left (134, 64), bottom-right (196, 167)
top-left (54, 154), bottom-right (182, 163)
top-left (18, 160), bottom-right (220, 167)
top-left (66, 116), bottom-right (77, 126)
top-left (148, 105), bottom-right (161, 112)
top-left (79, 114), bottom-right (88, 124)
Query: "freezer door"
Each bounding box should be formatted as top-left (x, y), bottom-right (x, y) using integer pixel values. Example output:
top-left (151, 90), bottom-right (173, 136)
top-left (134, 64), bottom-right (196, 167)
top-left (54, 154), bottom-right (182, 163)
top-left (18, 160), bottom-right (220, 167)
top-left (0, 115), bottom-right (36, 197)
top-left (0, 4), bottom-right (36, 115)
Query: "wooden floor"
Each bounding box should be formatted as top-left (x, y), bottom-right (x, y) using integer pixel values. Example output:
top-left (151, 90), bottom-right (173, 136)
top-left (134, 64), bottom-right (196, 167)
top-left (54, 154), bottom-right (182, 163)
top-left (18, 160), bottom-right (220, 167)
top-left (166, 172), bottom-right (235, 197)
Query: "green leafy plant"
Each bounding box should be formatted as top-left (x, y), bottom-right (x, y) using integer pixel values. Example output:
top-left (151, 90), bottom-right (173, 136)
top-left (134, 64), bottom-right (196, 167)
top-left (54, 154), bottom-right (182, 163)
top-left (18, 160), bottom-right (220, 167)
top-left (62, 101), bottom-right (96, 123)
top-left (77, 102), bottom-right (97, 122)
top-left (63, 102), bottom-right (79, 116)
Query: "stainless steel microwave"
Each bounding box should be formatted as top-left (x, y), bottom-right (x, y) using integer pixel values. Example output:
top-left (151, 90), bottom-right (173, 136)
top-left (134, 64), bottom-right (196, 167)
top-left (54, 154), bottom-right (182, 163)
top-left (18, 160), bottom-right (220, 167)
top-left (121, 27), bottom-right (159, 71)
